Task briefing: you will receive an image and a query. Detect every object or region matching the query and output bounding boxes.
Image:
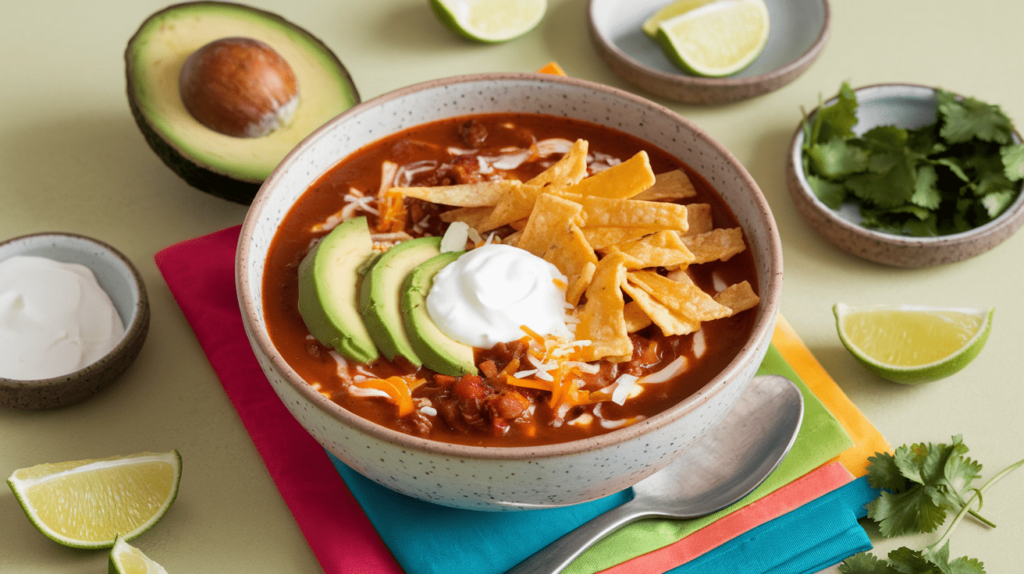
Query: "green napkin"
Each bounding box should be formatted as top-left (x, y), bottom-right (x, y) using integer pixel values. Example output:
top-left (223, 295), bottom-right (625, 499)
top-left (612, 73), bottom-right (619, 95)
top-left (564, 345), bottom-right (855, 573)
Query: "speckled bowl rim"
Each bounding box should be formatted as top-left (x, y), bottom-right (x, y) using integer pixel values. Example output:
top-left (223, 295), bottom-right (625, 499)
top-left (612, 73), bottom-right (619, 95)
top-left (586, 0), bottom-right (831, 104)
top-left (786, 82), bottom-right (1024, 265)
top-left (0, 232), bottom-right (150, 400)
top-left (237, 72), bottom-right (783, 461)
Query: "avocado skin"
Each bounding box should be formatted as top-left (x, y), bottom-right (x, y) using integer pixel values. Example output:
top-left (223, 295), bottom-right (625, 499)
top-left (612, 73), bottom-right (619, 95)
top-left (401, 252), bottom-right (478, 377)
top-left (297, 217), bottom-right (379, 364)
top-left (360, 236), bottom-right (442, 368)
top-left (124, 1), bottom-right (361, 205)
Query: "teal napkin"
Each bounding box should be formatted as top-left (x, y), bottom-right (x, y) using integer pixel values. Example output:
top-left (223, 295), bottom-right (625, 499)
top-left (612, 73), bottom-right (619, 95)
top-left (669, 477), bottom-right (877, 573)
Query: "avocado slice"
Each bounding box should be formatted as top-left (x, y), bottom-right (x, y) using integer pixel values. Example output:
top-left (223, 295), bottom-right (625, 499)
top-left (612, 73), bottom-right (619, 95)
top-left (402, 252), bottom-right (478, 377)
top-left (298, 217), bottom-right (379, 364)
top-left (359, 236), bottom-right (442, 368)
top-left (125, 2), bottom-right (359, 204)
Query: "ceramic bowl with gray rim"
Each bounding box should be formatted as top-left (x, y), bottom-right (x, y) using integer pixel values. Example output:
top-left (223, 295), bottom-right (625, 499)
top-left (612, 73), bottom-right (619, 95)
top-left (588, 0), bottom-right (830, 105)
top-left (786, 83), bottom-right (1024, 267)
top-left (236, 72), bottom-right (783, 510)
top-left (0, 232), bottom-right (150, 409)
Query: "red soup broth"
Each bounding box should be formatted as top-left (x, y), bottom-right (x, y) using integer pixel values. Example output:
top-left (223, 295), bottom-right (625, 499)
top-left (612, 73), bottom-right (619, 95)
top-left (262, 113), bottom-right (759, 447)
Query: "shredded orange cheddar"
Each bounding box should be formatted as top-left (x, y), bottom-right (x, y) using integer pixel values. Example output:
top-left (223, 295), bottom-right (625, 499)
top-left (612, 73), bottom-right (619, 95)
top-left (355, 377), bottom-right (415, 417)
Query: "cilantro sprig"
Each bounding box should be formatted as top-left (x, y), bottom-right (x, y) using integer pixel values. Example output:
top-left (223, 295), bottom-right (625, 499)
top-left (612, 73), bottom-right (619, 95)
top-left (840, 436), bottom-right (1024, 573)
top-left (801, 83), bottom-right (1024, 237)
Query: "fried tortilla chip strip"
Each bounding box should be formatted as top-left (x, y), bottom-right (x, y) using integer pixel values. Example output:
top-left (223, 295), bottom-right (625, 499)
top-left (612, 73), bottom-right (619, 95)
top-left (570, 151), bottom-right (656, 199)
top-left (621, 279), bottom-right (701, 336)
top-left (393, 180), bottom-right (520, 207)
top-left (604, 230), bottom-right (695, 269)
top-left (680, 228), bottom-right (746, 264)
top-left (554, 192), bottom-right (689, 231)
top-left (574, 252), bottom-right (636, 362)
top-left (475, 184), bottom-right (550, 233)
top-left (627, 270), bottom-right (732, 323)
top-left (623, 300), bottom-right (653, 333)
top-left (526, 139), bottom-right (589, 187)
top-left (683, 203), bottom-right (713, 236)
top-left (565, 261), bottom-right (596, 307)
top-left (581, 227), bottom-right (656, 250)
top-left (440, 205), bottom-right (492, 227)
top-left (714, 281), bottom-right (760, 314)
top-left (516, 194), bottom-right (597, 297)
top-left (632, 169), bottom-right (698, 201)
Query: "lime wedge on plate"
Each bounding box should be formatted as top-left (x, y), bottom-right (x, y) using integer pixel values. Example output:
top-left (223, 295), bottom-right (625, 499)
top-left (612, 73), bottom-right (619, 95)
top-left (655, 0), bottom-right (770, 77)
top-left (641, 0), bottom-right (718, 38)
top-left (834, 303), bottom-right (993, 384)
top-left (109, 535), bottom-right (169, 574)
top-left (7, 450), bottom-right (181, 548)
top-left (430, 0), bottom-right (546, 43)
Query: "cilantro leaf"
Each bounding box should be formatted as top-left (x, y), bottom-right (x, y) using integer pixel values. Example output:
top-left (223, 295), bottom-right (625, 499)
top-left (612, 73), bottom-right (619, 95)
top-left (867, 451), bottom-right (909, 492)
top-left (807, 174), bottom-right (847, 209)
top-left (981, 190), bottom-right (1016, 218)
top-left (815, 81), bottom-right (859, 143)
top-left (938, 89), bottom-right (1014, 145)
top-left (869, 485), bottom-right (950, 536)
top-left (840, 552), bottom-right (899, 573)
top-left (846, 156), bottom-right (916, 209)
top-left (912, 164), bottom-right (943, 209)
top-left (1000, 143), bottom-right (1024, 182)
top-left (808, 139), bottom-right (871, 179)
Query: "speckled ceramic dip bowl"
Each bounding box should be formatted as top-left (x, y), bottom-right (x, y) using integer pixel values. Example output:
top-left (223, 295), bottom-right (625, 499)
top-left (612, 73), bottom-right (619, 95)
top-left (237, 73), bottom-right (783, 510)
top-left (786, 83), bottom-right (1024, 267)
top-left (0, 232), bottom-right (150, 409)
top-left (588, 0), bottom-right (830, 105)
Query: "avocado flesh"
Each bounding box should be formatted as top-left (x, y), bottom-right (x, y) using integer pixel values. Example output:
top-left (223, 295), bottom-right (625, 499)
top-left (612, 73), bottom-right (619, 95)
top-left (402, 252), bottom-right (478, 377)
top-left (125, 2), bottom-right (359, 204)
top-left (298, 217), bottom-right (379, 364)
top-left (360, 237), bottom-right (442, 368)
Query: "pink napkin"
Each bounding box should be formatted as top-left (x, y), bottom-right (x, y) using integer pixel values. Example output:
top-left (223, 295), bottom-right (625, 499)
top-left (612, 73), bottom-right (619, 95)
top-left (155, 226), bottom-right (858, 573)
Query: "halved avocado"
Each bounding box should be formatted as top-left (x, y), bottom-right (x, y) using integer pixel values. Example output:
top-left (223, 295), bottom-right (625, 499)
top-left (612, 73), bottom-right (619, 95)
top-left (359, 236), bottom-right (443, 367)
top-left (298, 217), bottom-right (379, 364)
top-left (125, 2), bottom-right (359, 204)
top-left (401, 252), bottom-right (478, 377)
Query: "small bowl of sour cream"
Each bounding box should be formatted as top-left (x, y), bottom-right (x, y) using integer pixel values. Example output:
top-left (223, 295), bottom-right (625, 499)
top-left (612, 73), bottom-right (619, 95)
top-left (0, 232), bottom-right (149, 410)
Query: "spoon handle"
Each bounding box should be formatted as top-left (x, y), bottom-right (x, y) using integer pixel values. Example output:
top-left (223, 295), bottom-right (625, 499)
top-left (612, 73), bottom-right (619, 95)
top-left (503, 500), bottom-right (648, 574)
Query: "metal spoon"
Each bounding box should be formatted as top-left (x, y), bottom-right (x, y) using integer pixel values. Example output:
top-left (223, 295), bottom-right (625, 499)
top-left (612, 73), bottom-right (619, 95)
top-left (504, 374), bottom-right (804, 574)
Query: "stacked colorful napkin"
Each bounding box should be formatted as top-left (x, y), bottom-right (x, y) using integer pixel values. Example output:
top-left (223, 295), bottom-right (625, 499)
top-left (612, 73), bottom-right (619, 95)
top-left (155, 225), bottom-right (889, 573)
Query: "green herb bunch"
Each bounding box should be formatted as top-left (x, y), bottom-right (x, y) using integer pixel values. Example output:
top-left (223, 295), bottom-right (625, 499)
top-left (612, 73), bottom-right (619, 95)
top-left (801, 83), bottom-right (1024, 237)
top-left (840, 436), bottom-right (1024, 573)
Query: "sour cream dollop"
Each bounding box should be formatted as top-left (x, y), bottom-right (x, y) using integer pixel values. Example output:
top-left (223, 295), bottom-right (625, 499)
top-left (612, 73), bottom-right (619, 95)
top-left (426, 244), bottom-right (572, 348)
top-left (0, 256), bottom-right (124, 380)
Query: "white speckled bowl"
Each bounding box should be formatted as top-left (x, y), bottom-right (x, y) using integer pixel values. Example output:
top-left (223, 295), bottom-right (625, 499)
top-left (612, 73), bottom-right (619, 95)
top-left (786, 83), bottom-right (1024, 267)
top-left (237, 73), bottom-right (783, 510)
top-left (588, 0), bottom-right (830, 105)
top-left (0, 232), bottom-right (150, 409)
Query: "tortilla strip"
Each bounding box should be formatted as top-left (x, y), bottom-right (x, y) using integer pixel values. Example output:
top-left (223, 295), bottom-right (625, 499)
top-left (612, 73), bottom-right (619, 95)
top-left (714, 281), bottom-right (760, 313)
top-left (526, 139), bottom-right (589, 187)
top-left (554, 191), bottom-right (689, 231)
top-left (680, 228), bottom-right (746, 264)
top-left (582, 227), bottom-right (656, 250)
top-left (574, 252), bottom-right (636, 362)
top-left (627, 270), bottom-right (732, 323)
top-left (570, 151), bottom-right (656, 199)
top-left (632, 169), bottom-right (697, 201)
top-left (516, 194), bottom-right (597, 295)
top-left (566, 261), bottom-right (596, 307)
top-left (476, 184), bottom-right (550, 233)
top-left (440, 205), bottom-right (492, 227)
top-left (393, 180), bottom-right (520, 207)
top-left (604, 230), bottom-right (695, 269)
top-left (621, 279), bottom-right (701, 336)
top-left (623, 300), bottom-right (653, 333)
top-left (683, 203), bottom-right (713, 236)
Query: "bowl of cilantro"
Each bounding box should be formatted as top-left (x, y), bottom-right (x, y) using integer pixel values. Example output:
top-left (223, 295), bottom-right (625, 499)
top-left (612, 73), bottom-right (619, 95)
top-left (786, 82), bottom-right (1024, 267)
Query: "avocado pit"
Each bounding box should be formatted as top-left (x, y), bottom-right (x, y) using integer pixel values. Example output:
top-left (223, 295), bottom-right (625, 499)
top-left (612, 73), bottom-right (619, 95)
top-left (179, 37), bottom-right (299, 138)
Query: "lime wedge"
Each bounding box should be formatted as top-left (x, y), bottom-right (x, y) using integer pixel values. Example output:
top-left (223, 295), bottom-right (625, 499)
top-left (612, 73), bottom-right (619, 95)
top-left (109, 535), bottom-right (169, 574)
top-left (7, 451), bottom-right (181, 549)
top-left (429, 0), bottom-right (546, 43)
top-left (834, 304), bottom-right (994, 384)
top-left (654, 0), bottom-right (770, 77)
top-left (641, 0), bottom-right (718, 38)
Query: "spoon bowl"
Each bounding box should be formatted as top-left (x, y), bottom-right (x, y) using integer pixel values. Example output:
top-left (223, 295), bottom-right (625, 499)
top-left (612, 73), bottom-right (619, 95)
top-left (505, 374), bottom-right (804, 573)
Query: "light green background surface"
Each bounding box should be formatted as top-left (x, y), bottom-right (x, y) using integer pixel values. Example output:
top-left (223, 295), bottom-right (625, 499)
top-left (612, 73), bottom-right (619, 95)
top-left (1, 1), bottom-right (1022, 572)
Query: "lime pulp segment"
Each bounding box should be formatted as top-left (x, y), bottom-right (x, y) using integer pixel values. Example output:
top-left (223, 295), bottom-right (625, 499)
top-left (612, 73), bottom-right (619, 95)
top-left (432, 0), bottom-right (546, 43)
top-left (655, 0), bottom-right (770, 77)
